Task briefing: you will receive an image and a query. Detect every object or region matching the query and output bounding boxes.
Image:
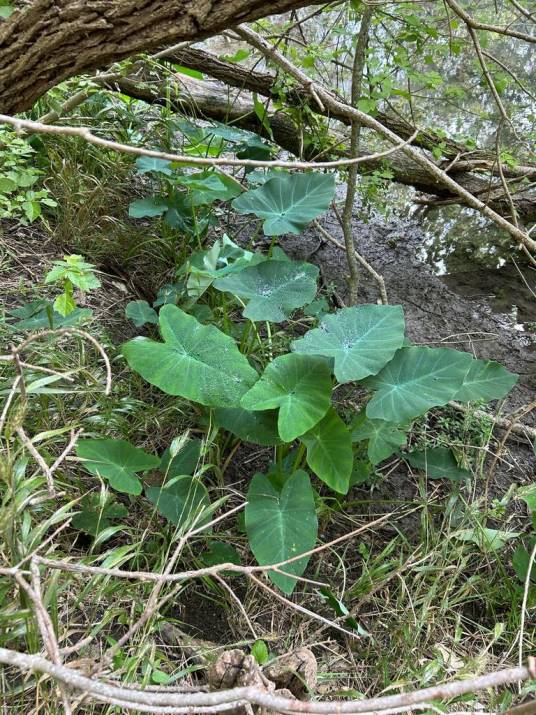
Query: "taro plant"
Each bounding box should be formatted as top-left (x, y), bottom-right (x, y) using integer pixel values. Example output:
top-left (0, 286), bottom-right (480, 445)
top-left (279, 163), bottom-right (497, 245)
top-left (78, 171), bottom-right (518, 596)
top-left (118, 251), bottom-right (517, 594)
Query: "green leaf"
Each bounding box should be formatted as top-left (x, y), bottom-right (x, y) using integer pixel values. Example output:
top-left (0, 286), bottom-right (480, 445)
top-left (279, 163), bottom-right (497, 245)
top-left (186, 234), bottom-right (263, 298)
top-left (512, 541), bottom-right (536, 583)
top-left (232, 172), bottom-right (336, 235)
top-left (251, 640), bottom-right (269, 665)
top-left (53, 291), bottom-right (76, 317)
top-left (213, 259), bottom-right (319, 323)
top-left (22, 200), bottom-right (41, 222)
top-left (123, 305), bottom-right (258, 407)
top-left (200, 542), bottom-right (241, 567)
top-left (125, 300), bottom-right (159, 327)
top-left (153, 283), bottom-right (184, 307)
top-left (453, 527), bottom-right (520, 552)
top-left (0, 176), bottom-right (16, 192)
top-left (135, 156), bottom-right (173, 175)
top-left (241, 354), bottom-right (332, 442)
top-left (292, 305), bottom-right (405, 383)
top-left (176, 172), bottom-right (242, 205)
top-left (128, 196), bottom-right (169, 218)
top-left (220, 48), bottom-right (250, 63)
top-left (76, 439), bottom-right (159, 495)
top-left (160, 439), bottom-right (202, 477)
top-left (517, 485), bottom-right (536, 514)
top-left (45, 255), bottom-right (101, 291)
top-left (246, 470), bottom-right (318, 594)
top-left (300, 409), bottom-right (353, 494)
top-left (9, 305), bottom-right (91, 331)
top-left (72, 495), bottom-right (128, 537)
top-left (214, 407), bottom-right (282, 446)
top-left (349, 460), bottom-right (372, 487)
top-left (352, 418), bottom-right (407, 465)
top-left (146, 476), bottom-right (211, 529)
top-left (453, 359), bottom-right (518, 402)
top-left (364, 347), bottom-right (473, 422)
top-left (405, 447), bottom-right (471, 480)
top-left (7, 299), bottom-right (49, 320)
top-left (0, 6), bottom-right (13, 19)
top-left (303, 297), bottom-right (329, 318)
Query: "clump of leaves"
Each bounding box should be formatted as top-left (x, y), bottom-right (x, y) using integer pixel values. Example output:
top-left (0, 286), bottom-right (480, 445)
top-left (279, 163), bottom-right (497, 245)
top-left (45, 254), bottom-right (101, 316)
top-left (0, 128), bottom-right (57, 223)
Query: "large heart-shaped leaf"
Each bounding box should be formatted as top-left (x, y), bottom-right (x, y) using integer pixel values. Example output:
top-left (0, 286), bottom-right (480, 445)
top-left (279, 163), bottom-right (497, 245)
top-left (363, 347), bottom-right (473, 423)
top-left (300, 409), bottom-right (353, 494)
top-left (214, 407), bottom-right (282, 446)
top-left (146, 477), bottom-right (211, 529)
top-left (352, 417), bottom-right (407, 465)
top-left (232, 172), bottom-right (335, 235)
top-left (76, 439), bottom-right (159, 495)
top-left (453, 359), bottom-right (518, 402)
top-left (291, 305), bottom-right (405, 383)
top-left (245, 470), bottom-right (318, 594)
top-left (405, 447), bottom-right (471, 480)
top-left (240, 354), bottom-right (332, 442)
top-left (122, 305), bottom-right (258, 407)
top-left (213, 260), bottom-right (319, 322)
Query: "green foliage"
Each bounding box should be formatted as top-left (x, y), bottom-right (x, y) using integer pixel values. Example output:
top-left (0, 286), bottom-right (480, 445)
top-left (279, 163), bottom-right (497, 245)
top-left (300, 408), bottom-right (353, 494)
top-left (0, 128), bottom-right (57, 223)
top-left (245, 470), bottom-right (318, 594)
top-left (184, 234), bottom-right (262, 299)
top-left (251, 640), bottom-right (269, 665)
top-left (232, 172), bottom-right (335, 235)
top-left (45, 254), bottom-right (101, 316)
top-left (125, 300), bottom-right (159, 327)
top-left (405, 447), bottom-right (471, 480)
top-left (200, 542), bottom-right (241, 567)
top-left (213, 259), bottom-right (319, 322)
top-left (72, 494), bottom-right (128, 538)
top-left (241, 354), bottom-right (332, 442)
top-left (5, 300), bottom-right (92, 330)
top-left (352, 416), bottom-right (407, 465)
top-left (363, 347), bottom-right (474, 422)
top-left (76, 439), bottom-right (159, 495)
top-left (453, 359), bottom-right (518, 401)
top-left (116, 236), bottom-right (519, 590)
top-left (213, 407), bottom-right (282, 446)
top-left (292, 305), bottom-right (405, 382)
top-left (146, 477), bottom-right (211, 529)
top-left (160, 438), bottom-right (202, 478)
top-left (453, 528), bottom-right (520, 552)
top-left (123, 305), bottom-right (258, 407)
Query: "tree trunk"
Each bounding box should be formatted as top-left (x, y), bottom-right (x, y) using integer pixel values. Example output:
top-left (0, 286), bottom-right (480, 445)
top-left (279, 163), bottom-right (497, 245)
top-left (0, 0), bottom-right (315, 115)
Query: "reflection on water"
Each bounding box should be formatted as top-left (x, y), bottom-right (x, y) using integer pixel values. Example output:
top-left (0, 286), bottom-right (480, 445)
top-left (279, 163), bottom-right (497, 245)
top-left (413, 204), bottom-right (515, 275)
top-left (410, 202), bottom-right (536, 325)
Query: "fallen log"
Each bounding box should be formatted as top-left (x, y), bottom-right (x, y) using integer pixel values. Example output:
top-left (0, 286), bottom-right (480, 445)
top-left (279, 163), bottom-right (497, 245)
top-left (106, 71), bottom-right (536, 222)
